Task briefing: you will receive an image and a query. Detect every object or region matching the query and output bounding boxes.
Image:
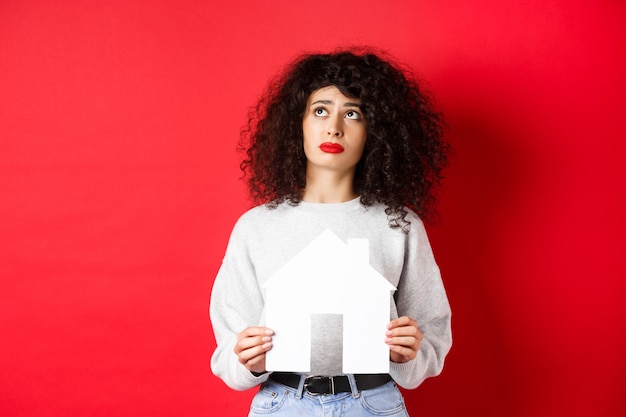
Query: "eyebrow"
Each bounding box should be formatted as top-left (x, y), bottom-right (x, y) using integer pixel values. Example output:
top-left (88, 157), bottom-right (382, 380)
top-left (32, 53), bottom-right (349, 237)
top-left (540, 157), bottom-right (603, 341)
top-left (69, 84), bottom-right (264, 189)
top-left (310, 99), bottom-right (362, 108)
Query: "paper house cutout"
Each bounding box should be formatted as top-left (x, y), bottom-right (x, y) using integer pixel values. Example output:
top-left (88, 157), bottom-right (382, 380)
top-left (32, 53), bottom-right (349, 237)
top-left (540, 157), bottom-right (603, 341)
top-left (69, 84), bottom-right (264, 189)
top-left (262, 229), bottom-right (396, 374)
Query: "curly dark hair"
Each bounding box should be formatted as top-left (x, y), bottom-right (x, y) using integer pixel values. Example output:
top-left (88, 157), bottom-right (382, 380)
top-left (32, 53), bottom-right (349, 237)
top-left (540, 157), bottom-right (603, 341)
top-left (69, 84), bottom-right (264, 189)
top-left (239, 48), bottom-right (448, 231)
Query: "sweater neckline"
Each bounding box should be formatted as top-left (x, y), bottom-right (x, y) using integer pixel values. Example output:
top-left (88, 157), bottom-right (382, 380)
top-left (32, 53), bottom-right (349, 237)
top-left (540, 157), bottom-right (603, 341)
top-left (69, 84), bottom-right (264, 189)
top-left (294, 196), bottom-right (364, 213)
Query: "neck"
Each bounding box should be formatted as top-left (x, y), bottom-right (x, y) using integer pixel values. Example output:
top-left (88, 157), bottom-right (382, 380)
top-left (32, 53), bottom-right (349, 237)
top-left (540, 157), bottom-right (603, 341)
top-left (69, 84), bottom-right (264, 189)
top-left (301, 168), bottom-right (357, 203)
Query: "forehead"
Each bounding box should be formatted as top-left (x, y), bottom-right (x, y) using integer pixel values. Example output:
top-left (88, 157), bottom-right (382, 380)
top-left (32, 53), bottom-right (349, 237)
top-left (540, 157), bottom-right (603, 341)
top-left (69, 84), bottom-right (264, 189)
top-left (307, 85), bottom-right (361, 104)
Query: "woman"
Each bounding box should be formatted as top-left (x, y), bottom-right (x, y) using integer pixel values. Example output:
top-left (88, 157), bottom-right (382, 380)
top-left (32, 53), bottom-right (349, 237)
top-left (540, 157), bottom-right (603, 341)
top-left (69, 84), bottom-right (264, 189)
top-left (210, 49), bottom-right (452, 416)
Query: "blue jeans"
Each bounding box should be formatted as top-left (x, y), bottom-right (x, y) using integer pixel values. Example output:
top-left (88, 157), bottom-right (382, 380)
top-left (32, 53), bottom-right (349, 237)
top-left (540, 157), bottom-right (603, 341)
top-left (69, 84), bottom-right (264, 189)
top-left (248, 375), bottom-right (409, 417)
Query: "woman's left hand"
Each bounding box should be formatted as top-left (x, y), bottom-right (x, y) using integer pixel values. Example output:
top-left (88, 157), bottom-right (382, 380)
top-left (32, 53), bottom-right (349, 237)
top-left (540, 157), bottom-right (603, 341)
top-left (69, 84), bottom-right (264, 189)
top-left (385, 316), bottom-right (423, 363)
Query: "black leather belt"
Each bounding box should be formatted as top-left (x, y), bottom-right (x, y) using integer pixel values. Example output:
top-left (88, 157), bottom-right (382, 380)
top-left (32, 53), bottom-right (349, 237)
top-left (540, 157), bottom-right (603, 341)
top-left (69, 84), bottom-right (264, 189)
top-left (269, 372), bottom-right (392, 395)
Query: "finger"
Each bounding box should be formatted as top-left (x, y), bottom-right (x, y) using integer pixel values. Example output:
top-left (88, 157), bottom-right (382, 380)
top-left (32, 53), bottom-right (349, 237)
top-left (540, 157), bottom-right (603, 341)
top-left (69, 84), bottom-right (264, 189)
top-left (386, 325), bottom-right (420, 338)
top-left (387, 316), bottom-right (418, 330)
top-left (245, 353), bottom-right (266, 368)
top-left (236, 341), bottom-right (273, 365)
top-left (389, 344), bottom-right (418, 362)
top-left (234, 335), bottom-right (272, 354)
top-left (235, 327), bottom-right (274, 354)
top-left (243, 351), bottom-right (269, 374)
top-left (385, 335), bottom-right (420, 348)
top-left (239, 327), bottom-right (274, 339)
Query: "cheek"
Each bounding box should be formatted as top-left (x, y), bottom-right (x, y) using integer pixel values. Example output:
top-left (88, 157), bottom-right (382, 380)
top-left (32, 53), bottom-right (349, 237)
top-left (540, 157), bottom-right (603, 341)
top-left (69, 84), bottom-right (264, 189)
top-left (301, 118), bottom-right (316, 142)
top-left (355, 129), bottom-right (368, 154)
top-left (302, 130), bottom-right (313, 152)
top-left (356, 138), bottom-right (368, 162)
top-left (302, 131), bottom-right (315, 160)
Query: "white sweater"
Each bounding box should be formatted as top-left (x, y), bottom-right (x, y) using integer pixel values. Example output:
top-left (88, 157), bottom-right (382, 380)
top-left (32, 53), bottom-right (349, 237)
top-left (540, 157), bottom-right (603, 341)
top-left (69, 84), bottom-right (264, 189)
top-left (210, 197), bottom-right (452, 391)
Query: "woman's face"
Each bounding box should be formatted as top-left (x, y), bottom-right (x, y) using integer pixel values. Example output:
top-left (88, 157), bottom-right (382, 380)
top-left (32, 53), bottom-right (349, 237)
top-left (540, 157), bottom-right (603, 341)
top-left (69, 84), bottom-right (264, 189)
top-left (302, 86), bottom-right (367, 176)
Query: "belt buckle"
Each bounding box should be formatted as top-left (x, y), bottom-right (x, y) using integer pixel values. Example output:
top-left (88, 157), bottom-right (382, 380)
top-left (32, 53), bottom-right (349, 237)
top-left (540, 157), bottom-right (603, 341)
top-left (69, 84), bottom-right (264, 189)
top-left (304, 376), bottom-right (334, 396)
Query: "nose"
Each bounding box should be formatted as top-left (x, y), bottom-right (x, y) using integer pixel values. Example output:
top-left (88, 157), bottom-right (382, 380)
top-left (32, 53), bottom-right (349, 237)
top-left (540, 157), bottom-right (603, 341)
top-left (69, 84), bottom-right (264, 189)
top-left (327, 115), bottom-right (343, 137)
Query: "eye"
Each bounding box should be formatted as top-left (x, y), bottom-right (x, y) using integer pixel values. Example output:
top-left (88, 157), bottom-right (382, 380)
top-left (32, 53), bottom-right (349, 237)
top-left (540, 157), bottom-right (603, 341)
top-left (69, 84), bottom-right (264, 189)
top-left (314, 107), bottom-right (328, 117)
top-left (345, 110), bottom-right (361, 120)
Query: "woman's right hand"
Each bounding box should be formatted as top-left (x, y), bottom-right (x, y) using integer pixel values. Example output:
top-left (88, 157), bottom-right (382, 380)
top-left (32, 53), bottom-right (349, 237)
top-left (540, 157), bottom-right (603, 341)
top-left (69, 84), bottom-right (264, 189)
top-left (234, 327), bottom-right (274, 374)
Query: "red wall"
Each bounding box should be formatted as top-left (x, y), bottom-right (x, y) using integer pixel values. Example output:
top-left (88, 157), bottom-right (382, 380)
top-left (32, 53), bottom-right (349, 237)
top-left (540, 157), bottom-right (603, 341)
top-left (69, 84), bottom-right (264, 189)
top-left (1, 1), bottom-right (625, 416)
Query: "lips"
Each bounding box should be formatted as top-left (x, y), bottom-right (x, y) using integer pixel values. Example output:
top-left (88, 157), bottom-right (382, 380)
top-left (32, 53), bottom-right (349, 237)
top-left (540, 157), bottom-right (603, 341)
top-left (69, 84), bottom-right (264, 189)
top-left (319, 142), bottom-right (345, 153)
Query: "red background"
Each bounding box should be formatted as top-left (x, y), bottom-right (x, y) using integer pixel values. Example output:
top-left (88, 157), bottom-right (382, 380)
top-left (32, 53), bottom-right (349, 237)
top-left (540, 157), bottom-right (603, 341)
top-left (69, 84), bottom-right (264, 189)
top-left (1, 1), bottom-right (625, 416)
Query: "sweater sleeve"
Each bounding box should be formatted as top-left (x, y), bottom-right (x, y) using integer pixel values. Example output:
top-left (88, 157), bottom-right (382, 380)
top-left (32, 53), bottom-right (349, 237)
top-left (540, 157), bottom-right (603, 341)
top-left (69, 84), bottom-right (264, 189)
top-left (389, 218), bottom-right (452, 389)
top-left (209, 220), bottom-right (269, 391)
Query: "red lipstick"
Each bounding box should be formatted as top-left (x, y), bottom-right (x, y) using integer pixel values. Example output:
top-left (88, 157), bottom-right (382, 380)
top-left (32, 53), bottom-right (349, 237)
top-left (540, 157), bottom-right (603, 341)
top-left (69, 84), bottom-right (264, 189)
top-left (320, 142), bottom-right (344, 153)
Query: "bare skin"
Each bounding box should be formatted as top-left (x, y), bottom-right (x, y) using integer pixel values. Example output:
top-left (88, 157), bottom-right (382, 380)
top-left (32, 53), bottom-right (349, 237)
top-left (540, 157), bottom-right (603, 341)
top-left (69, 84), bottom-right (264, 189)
top-left (301, 86), bottom-right (367, 203)
top-left (386, 316), bottom-right (423, 363)
top-left (234, 327), bottom-right (274, 374)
